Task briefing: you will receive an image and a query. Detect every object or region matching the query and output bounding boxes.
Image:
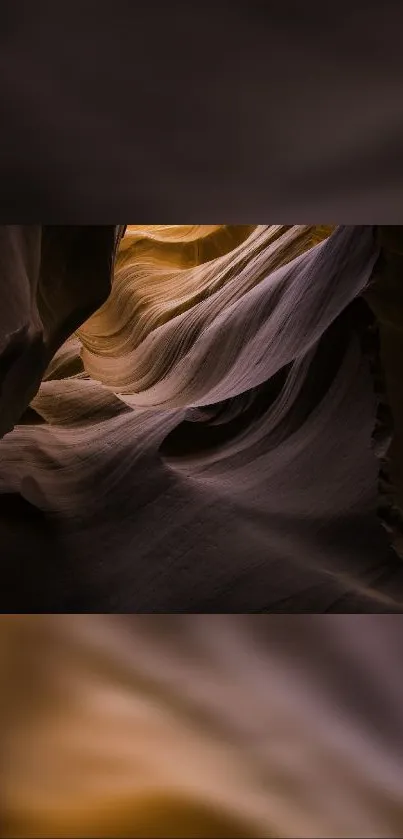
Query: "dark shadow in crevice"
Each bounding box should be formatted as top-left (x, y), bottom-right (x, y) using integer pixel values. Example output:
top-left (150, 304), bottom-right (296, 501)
top-left (160, 303), bottom-right (355, 462)
top-left (0, 493), bottom-right (68, 612)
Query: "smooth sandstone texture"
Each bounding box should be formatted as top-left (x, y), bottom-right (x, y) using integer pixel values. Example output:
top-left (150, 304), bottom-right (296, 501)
top-left (0, 225), bottom-right (402, 612)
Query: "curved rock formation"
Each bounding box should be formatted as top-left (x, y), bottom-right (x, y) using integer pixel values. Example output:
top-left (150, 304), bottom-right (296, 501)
top-left (0, 225), bottom-right (402, 612)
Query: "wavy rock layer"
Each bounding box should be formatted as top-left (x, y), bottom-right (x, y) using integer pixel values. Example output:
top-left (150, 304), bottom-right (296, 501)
top-left (1, 225), bottom-right (402, 612)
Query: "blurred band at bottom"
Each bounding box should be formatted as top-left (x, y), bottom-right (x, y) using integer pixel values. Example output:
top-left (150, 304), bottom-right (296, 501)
top-left (1, 614), bottom-right (403, 838)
